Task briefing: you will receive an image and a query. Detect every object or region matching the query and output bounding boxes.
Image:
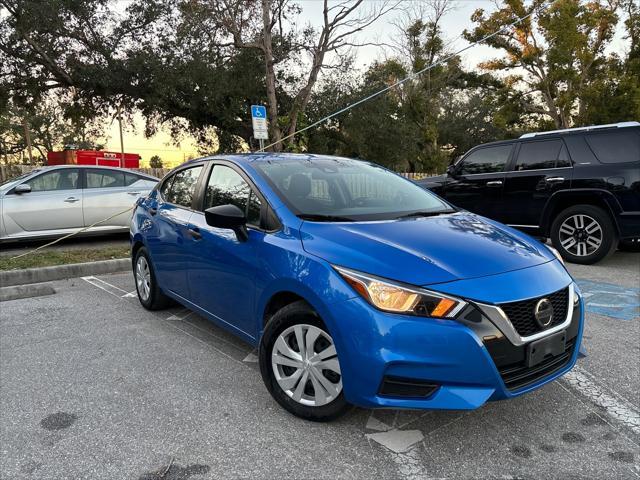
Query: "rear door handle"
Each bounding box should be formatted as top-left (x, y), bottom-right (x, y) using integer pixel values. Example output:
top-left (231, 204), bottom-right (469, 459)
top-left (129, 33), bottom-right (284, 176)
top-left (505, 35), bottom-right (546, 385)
top-left (486, 180), bottom-right (503, 187)
top-left (127, 191), bottom-right (141, 196)
top-left (189, 227), bottom-right (202, 240)
top-left (64, 197), bottom-right (80, 203)
top-left (546, 177), bottom-right (565, 183)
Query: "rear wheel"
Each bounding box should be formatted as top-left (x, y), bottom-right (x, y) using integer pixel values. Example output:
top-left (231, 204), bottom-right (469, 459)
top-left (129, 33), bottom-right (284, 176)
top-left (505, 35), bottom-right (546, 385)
top-left (259, 301), bottom-right (350, 421)
top-left (550, 205), bottom-right (617, 265)
top-left (133, 247), bottom-right (171, 310)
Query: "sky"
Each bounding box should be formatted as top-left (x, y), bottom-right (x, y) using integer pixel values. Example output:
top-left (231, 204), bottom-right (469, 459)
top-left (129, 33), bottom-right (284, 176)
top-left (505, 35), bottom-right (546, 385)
top-left (103, 0), bottom-right (630, 167)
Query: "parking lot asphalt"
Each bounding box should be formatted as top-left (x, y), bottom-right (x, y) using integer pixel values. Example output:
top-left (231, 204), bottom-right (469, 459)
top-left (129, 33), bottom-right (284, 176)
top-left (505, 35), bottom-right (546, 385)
top-left (0, 252), bottom-right (638, 479)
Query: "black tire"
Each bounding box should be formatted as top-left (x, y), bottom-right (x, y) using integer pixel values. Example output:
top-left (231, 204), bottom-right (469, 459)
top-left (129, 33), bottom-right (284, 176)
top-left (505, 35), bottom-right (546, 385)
top-left (550, 205), bottom-right (617, 265)
top-left (133, 247), bottom-right (171, 310)
top-left (259, 301), bottom-right (350, 422)
top-left (618, 239), bottom-right (640, 252)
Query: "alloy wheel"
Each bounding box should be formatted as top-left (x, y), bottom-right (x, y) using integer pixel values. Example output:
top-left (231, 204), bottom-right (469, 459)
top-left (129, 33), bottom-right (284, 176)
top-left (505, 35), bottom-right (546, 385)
top-left (271, 324), bottom-right (342, 407)
top-left (558, 214), bottom-right (602, 257)
top-left (135, 256), bottom-right (151, 301)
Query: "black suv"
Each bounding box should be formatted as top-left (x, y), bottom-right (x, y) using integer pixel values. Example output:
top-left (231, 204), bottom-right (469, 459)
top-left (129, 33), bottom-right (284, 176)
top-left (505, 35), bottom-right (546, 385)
top-left (418, 122), bottom-right (640, 264)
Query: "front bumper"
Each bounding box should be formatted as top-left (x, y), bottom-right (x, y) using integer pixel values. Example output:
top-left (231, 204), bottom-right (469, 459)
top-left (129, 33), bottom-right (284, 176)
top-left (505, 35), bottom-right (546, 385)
top-left (326, 262), bottom-right (583, 410)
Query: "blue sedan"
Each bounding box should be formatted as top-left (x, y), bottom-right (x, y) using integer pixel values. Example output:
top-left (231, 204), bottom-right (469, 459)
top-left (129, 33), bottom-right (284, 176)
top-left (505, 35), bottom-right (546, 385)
top-left (130, 153), bottom-right (584, 421)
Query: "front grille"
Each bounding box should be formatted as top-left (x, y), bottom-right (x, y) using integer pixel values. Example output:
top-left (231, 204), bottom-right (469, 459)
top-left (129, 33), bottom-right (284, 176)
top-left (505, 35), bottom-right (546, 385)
top-left (499, 287), bottom-right (569, 337)
top-left (499, 338), bottom-right (575, 391)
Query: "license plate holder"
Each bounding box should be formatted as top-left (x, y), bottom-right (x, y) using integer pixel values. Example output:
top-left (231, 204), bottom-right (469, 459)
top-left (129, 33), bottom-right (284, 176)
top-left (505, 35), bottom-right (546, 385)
top-left (526, 330), bottom-right (566, 368)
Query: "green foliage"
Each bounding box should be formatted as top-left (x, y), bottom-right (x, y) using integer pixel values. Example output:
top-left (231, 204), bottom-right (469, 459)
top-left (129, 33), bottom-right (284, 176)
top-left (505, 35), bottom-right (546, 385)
top-left (149, 155), bottom-right (163, 168)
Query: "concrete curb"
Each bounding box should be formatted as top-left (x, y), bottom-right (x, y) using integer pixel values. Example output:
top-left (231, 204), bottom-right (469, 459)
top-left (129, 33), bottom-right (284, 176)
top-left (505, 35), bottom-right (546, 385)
top-left (0, 258), bottom-right (130, 287)
top-left (0, 283), bottom-right (56, 302)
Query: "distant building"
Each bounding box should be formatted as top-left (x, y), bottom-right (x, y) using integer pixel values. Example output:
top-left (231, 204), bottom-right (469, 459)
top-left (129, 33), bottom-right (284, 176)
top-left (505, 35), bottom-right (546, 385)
top-left (47, 148), bottom-right (141, 168)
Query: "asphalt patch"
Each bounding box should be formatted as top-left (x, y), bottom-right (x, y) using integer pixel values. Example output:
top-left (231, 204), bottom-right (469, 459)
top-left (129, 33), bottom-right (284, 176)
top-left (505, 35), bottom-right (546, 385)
top-left (40, 412), bottom-right (77, 431)
top-left (139, 463), bottom-right (210, 480)
top-left (581, 413), bottom-right (607, 427)
top-left (608, 451), bottom-right (635, 463)
top-left (561, 432), bottom-right (586, 443)
top-left (511, 445), bottom-right (532, 458)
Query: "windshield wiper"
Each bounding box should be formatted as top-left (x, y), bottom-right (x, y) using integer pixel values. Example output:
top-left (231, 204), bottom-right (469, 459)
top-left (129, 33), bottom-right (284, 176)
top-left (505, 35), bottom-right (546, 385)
top-left (297, 214), bottom-right (355, 222)
top-left (396, 210), bottom-right (455, 219)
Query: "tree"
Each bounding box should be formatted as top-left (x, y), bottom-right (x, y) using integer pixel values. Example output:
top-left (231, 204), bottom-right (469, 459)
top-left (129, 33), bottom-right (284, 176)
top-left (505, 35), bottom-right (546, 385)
top-left (214, 0), bottom-right (399, 150)
top-left (149, 155), bottom-right (163, 168)
top-left (464, 0), bottom-right (625, 128)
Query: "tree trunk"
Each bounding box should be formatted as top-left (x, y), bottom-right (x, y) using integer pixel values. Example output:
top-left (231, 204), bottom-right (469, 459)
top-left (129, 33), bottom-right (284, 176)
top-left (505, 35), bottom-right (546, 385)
top-left (22, 116), bottom-right (33, 164)
top-left (261, 0), bottom-right (282, 151)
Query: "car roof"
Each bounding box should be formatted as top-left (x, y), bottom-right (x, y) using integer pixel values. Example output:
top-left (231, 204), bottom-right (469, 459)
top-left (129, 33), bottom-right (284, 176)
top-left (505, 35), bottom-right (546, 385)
top-left (178, 152), bottom-right (368, 167)
top-left (33, 164), bottom-right (158, 180)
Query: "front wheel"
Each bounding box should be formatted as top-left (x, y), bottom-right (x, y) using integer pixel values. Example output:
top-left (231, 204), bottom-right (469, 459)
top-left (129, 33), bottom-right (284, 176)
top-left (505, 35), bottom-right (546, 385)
top-left (259, 301), bottom-right (350, 421)
top-left (550, 205), bottom-right (617, 265)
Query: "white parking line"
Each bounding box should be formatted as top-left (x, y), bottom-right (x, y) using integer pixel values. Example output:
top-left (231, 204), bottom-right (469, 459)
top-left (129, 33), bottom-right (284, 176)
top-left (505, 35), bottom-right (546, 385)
top-left (81, 276), bottom-right (126, 298)
top-left (562, 366), bottom-right (640, 436)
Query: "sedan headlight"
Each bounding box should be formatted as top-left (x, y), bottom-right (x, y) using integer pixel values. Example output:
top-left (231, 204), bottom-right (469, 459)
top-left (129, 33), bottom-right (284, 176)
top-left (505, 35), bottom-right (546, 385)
top-left (334, 266), bottom-right (467, 318)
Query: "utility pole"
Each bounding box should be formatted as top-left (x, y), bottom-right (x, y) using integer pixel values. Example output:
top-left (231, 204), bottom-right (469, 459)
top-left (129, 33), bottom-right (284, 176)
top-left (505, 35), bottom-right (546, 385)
top-left (22, 116), bottom-right (33, 164)
top-left (117, 107), bottom-right (125, 168)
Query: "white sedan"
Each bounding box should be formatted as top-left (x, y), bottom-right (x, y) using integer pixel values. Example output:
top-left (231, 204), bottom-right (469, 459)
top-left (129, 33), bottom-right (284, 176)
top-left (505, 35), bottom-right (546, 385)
top-left (0, 165), bottom-right (158, 242)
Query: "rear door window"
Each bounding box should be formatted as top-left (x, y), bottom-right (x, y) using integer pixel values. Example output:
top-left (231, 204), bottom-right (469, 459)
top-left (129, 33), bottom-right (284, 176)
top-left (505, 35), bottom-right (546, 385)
top-left (86, 169), bottom-right (125, 188)
top-left (515, 140), bottom-right (565, 171)
top-left (162, 166), bottom-right (203, 208)
top-left (459, 145), bottom-right (512, 174)
top-left (585, 130), bottom-right (640, 164)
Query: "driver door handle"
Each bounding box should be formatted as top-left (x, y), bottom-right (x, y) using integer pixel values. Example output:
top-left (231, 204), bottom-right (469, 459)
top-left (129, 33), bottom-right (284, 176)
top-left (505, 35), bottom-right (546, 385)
top-left (189, 227), bottom-right (202, 240)
top-left (546, 176), bottom-right (565, 183)
top-left (486, 180), bottom-right (503, 187)
top-left (64, 197), bottom-right (80, 203)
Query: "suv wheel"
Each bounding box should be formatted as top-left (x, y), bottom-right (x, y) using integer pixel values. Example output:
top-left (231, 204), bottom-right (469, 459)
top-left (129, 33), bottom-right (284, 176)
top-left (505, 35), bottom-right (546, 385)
top-left (133, 247), bottom-right (171, 310)
top-left (551, 205), bottom-right (617, 265)
top-left (259, 301), bottom-right (350, 421)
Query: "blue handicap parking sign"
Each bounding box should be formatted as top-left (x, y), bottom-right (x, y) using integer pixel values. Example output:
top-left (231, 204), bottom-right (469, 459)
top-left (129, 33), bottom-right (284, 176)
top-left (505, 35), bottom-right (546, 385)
top-left (251, 105), bottom-right (267, 119)
top-left (576, 279), bottom-right (640, 321)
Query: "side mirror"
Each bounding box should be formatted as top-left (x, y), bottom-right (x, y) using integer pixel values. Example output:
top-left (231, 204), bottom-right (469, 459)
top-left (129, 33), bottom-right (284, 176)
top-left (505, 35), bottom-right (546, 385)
top-left (204, 204), bottom-right (248, 242)
top-left (446, 164), bottom-right (457, 177)
top-left (14, 184), bottom-right (32, 194)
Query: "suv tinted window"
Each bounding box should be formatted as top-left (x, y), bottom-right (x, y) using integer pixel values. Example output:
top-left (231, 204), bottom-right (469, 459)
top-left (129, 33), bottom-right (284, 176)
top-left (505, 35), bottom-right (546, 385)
top-left (515, 140), bottom-right (564, 171)
top-left (459, 145), bottom-right (512, 174)
top-left (86, 169), bottom-right (125, 188)
top-left (204, 165), bottom-right (261, 226)
top-left (163, 166), bottom-right (203, 207)
top-left (26, 169), bottom-right (79, 192)
top-left (585, 130), bottom-right (640, 164)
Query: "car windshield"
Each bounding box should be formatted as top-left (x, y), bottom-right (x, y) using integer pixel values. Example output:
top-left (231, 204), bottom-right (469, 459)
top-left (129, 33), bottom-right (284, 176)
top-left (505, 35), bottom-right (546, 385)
top-left (254, 157), bottom-right (454, 221)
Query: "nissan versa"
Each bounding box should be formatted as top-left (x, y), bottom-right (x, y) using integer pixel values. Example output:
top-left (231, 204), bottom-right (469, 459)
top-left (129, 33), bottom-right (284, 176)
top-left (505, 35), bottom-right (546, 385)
top-left (130, 154), bottom-right (584, 421)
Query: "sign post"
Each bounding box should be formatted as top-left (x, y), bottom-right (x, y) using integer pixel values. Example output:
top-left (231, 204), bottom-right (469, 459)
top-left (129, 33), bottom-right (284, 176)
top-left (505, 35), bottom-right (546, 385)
top-left (251, 105), bottom-right (268, 151)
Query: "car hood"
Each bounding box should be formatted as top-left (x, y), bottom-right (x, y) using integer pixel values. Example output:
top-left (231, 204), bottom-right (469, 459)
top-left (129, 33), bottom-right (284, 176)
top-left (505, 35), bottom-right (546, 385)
top-left (300, 212), bottom-right (555, 286)
top-left (416, 174), bottom-right (447, 189)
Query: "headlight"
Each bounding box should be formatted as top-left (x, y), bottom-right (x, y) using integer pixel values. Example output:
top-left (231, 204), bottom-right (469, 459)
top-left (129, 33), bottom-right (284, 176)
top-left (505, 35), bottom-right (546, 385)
top-left (334, 266), bottom-right (467, 318)
top-left (547, 245), bottom-right (565, 265)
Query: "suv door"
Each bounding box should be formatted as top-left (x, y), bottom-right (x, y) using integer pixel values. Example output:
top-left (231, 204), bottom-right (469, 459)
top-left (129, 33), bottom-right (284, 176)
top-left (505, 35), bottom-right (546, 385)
top-left (501, 138), bottom-right (573, 229)
top-left (146, 164), bottom-right (204, 298)
top-left (442, 144), bottom-right (513, 219)
top-left (2, 168), bottom-right (82, 237)
top-left (187, 162), bottom-right (265, 339)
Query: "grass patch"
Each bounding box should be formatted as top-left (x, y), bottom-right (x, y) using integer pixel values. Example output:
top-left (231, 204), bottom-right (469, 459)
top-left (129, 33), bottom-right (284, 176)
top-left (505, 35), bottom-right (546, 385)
top-left (0, 246), bottom-right (130, 271)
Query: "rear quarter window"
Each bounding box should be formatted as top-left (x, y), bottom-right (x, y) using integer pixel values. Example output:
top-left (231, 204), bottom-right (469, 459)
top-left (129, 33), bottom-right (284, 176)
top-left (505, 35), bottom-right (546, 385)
top-left (585, 130), bottom-right (640, 164)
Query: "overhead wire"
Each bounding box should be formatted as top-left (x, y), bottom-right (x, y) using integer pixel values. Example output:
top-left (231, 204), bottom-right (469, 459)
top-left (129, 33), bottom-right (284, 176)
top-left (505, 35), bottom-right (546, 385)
top-left (258, 2), bottom-right (546, 152)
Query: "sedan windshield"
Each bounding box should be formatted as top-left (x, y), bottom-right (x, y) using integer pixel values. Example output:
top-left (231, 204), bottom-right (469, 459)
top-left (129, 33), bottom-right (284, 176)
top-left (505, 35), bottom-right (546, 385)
top-left (254, 157), bottom-right (454, 221)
